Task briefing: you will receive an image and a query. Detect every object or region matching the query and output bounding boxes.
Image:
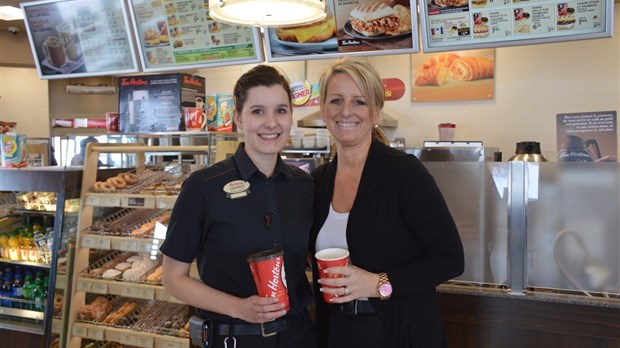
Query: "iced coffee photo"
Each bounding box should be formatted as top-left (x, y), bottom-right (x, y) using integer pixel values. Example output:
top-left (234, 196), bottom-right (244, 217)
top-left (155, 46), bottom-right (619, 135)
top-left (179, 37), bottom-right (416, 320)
top-left (43, 35), bottom-right (66, 68)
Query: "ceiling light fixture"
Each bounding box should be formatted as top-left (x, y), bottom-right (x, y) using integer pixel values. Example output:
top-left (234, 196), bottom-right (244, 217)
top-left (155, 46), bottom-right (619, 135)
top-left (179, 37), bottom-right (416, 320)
top-left (208, 0), bottom-right (326, 27)
top-left (0, 6), bottom-right (24, 21)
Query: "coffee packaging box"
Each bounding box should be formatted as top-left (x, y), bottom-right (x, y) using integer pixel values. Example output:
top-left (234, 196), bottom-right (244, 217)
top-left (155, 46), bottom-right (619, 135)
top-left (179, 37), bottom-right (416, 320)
top-left (118, 73), bottom-right (206, 132)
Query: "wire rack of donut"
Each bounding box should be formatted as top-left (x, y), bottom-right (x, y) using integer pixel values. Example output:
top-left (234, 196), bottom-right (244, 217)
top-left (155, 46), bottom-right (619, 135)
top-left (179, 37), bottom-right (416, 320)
top-left (131, 301), bottom-right (190, 338)
top-left (76, 294), bottom-right (149, 327)
top-left (89, 209), bottom-right (171, 237)
top-left (81, 341), bottom-right (132, 348)
top-left (79, 250), bottom-right (163, 284)
top-left (91, 168), bottom-right (186, 195)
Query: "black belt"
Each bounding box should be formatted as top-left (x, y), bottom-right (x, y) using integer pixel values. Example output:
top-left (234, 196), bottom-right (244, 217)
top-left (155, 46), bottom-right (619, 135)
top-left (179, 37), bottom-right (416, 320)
top-left (215, 318), bottom-right (288, 337)
top-left (340, 300), bottom-right (375, 315)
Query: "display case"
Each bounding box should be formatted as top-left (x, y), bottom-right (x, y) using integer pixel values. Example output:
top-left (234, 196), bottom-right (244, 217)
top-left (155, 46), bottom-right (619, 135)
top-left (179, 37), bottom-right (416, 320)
top-left (66, 140), bottom-right (234, 348)
top-left (0, 167), bottom-right (82, 348)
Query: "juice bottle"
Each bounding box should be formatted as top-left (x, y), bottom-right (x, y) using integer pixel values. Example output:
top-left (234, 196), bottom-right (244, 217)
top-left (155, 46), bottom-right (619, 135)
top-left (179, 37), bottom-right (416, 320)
top-left (1, 269), bottom-right (13, 307)
top-left (27, 230), bottom-right (38, 262)
top-left (12, 269), bottom-right (24, 309)
top-left (19, 230), bottom-right (30, 262)
top-left (7, 231), bottom-right (20, 261)
top-left (0, 232), bottom-right (8, 259)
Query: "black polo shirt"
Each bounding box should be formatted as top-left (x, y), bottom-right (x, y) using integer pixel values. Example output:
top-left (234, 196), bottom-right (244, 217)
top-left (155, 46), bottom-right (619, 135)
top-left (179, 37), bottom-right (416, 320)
top-left (159, 143), bottom-right (314, 320)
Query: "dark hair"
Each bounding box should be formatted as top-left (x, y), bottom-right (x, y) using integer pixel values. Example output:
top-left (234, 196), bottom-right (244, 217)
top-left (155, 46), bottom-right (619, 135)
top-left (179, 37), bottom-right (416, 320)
top-left (233, 65), bottom-right (292, 113)
top-left (80, 136), bottom-right (98, 153)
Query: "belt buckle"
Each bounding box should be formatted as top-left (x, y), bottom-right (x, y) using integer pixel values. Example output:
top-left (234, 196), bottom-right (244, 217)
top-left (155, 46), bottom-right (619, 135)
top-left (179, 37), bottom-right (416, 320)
top-left (260, 322), bottom-right (278, 338)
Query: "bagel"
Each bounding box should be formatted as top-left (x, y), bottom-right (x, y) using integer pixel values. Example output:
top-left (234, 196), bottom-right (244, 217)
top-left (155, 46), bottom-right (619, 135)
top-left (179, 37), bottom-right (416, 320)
top-left (107, 176), bottom-right (127, 190)
top-left (99, 182), bottom-right (116, 193)
top-left (119, 172), bottom-right (138, 185)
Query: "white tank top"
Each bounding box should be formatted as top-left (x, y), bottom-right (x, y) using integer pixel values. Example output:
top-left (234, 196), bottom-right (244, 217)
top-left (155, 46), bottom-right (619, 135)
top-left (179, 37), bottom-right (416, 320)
top-left (315, 203), bottom-right (349, 251)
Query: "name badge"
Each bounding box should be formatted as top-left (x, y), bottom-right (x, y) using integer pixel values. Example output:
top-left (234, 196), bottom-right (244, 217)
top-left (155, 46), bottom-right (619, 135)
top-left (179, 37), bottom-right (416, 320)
top-left (223, 180), bottom-right (251, 199)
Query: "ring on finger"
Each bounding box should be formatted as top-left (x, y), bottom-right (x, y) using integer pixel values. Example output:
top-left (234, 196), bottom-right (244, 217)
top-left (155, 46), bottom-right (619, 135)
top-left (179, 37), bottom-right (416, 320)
top-left (344, 286), bottom-right (349, 296)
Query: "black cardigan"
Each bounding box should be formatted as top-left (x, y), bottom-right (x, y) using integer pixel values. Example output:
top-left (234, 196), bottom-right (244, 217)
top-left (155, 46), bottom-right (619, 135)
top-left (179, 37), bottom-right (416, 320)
top-left (310, 139), bottom-right (465, 348)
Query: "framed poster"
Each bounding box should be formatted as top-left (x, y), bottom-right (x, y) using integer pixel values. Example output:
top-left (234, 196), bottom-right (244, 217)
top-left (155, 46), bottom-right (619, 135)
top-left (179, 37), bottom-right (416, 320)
top-left (264, 0), bottom-right (419, 62)
top-left (411, 49), bottom-right (495, 102)
top-left (418, 0), bottom-right (614, 53)
top-left (127, 0), bottom-right (264, 72)
top-left (556, 111), bottom-right (617, 162)
top-left (21, 0), bottom-right (139, 79)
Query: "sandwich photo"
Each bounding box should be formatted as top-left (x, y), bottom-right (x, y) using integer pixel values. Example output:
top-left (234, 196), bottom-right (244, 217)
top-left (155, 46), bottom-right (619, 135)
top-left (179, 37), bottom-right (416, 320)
top-left (348, 1), bottom-right (411, 37)
top-left (433, 0), bottom-right (469, 8)
top-left (276, 14), bottom-right (337, 43)
top-left (143, 29), bottom-right (160, 45)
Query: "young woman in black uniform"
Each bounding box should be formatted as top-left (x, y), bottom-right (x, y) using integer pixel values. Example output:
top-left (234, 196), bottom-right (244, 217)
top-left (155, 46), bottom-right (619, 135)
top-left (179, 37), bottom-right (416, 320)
top-left (160, 65), bottom-right (317, 348)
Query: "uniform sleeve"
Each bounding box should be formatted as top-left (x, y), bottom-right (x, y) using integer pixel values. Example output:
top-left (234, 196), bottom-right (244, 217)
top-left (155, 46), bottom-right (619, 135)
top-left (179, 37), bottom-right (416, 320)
top-left (159, 173), bottom-right (207, 263)
top-left (389, 157), bottom-right (465, 294)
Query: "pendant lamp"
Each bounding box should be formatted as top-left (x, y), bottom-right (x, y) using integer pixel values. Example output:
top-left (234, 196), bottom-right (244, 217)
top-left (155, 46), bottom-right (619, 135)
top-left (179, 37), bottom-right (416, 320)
top-left (208, 0), bottom-right (326, 27)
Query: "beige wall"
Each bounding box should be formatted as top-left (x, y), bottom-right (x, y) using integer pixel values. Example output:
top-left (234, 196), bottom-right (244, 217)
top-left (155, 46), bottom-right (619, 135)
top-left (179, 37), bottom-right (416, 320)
top-left (1, 7), bottom-right (618, 158)
top-left (0, 67), bottom-right (49, 137)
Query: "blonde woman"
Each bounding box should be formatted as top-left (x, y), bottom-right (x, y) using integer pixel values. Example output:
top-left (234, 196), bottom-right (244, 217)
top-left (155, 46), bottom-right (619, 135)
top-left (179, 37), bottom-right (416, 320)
top-left (311, 58), bottom-right (464, 348)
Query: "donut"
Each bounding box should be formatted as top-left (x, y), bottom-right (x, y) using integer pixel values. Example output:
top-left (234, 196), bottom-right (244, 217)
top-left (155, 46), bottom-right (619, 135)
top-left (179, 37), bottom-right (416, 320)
top-left (119, 172), bottom-right (138, 185)
top-left (107, 176), bottom-right (127, 190)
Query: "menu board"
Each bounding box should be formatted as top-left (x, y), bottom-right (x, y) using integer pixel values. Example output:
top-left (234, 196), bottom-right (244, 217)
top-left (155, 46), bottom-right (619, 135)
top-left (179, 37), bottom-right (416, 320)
top-left (264, 0), bottom-right (419, 62)
top-left (128, 0), bottom-right (263, 72)
top-left (21, 0), bottom-right (139, 79)
top-left (419, 0), bottom-right (613, 52)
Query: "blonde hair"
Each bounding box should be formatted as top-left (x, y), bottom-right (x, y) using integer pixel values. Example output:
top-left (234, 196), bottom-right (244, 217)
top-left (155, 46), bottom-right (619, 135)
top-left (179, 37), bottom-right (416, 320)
top-left (319, 58), bottom-right (389, 145)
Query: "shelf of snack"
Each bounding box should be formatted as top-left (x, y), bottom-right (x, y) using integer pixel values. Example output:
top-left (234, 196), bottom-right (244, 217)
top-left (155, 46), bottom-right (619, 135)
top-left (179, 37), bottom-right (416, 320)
top-left (0, 167), bottom-right (83, 348)
top-left (67, 144), bottom-right (219, 348)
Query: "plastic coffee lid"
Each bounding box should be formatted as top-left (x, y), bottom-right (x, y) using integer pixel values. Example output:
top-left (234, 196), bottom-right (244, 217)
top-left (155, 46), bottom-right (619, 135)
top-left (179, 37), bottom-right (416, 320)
top-left (439, 123), bottom-right (456, 128)
top-left (247, 248), bottom-right (283, 262)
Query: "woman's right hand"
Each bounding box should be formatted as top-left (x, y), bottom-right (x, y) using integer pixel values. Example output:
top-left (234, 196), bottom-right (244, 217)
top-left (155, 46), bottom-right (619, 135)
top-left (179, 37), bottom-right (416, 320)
top-left (233, 295), bottom-right (288, 323)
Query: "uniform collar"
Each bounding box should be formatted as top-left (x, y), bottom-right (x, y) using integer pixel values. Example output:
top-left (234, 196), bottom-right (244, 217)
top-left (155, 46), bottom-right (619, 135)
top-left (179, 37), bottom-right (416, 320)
top-left (233, 143), bottom-right (292, 182)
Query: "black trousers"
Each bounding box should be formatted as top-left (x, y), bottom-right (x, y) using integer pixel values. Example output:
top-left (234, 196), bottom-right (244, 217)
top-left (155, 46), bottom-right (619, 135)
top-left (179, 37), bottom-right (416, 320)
top-left (327, 307), bottom-right (386, 348)
top-left (210, 310), bottom-right (318, 348)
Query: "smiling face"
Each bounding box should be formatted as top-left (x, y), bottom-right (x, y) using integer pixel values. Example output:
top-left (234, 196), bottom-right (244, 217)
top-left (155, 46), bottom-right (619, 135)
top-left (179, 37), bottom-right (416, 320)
top-left (234, 85), bottom-right (292, 161)
top-left (321, 72), bottom-right (379, 150)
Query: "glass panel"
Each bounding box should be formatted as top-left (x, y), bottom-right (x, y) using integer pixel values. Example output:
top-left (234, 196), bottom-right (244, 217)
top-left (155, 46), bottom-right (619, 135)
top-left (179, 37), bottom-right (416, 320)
top-left (423, 162), bottom-right (509, 286)
top-left (527, 163), bottom-right (620, 297)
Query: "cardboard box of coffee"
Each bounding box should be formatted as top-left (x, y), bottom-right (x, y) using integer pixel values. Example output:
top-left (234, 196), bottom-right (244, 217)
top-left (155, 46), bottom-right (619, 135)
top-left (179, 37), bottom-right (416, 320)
top-left (118, 73), bottom-right (205, 132)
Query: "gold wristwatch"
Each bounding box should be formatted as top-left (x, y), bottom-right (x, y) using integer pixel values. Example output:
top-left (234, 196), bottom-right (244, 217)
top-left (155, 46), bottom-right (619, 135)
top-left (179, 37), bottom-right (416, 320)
top-left (377, 272), bottom-right (392, 300)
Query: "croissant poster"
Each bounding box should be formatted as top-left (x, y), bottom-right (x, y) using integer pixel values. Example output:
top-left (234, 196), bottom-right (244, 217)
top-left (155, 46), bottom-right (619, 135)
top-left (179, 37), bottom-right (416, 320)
top-left (410, 48), bottom-right (495, 102)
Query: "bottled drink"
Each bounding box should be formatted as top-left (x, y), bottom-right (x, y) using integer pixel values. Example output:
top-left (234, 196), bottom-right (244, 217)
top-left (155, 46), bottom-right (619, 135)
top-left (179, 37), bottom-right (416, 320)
top-left (12, 270), bottom-right (24, 309)
top-left (0, 232), bottom-right (8, 259)
top-left (7, 232), bottom-right (20, 261)
top-left (19, 230), bottom-right (29, 262)
top-left (22, 274), bottom-right (33, 310)
top-left (1, 272), bottom-right (13, 307)
top-left (27, 230), bottom-right (38, 262)
top-left (32, 271), bottom-right (44, 311)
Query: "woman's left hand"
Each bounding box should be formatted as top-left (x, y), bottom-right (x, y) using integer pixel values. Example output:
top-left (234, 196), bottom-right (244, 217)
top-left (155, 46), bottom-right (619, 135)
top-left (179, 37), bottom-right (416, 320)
top-left (318, 265), bottom-right (380, 303)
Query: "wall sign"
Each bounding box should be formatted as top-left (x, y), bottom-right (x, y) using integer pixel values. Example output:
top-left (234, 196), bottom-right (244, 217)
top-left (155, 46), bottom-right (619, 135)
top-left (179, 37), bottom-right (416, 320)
top-left (418, 0), bottom-right (614, 52)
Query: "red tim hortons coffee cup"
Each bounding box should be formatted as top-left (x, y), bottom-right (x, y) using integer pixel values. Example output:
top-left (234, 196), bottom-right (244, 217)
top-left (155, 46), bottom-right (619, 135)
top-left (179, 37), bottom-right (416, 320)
top-left (105, 112), bottom-right (120, 132)
top-left (247, 249), bottom-right (290, 311)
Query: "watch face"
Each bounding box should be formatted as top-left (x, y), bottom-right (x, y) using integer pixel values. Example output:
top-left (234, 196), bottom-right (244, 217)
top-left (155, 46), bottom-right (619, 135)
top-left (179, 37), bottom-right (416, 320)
top-left (379, 283), bottom-right (392, 297)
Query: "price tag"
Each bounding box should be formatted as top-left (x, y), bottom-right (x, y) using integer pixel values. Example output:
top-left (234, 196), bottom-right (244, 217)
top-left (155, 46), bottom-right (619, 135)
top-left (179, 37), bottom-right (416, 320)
top-left (85, 195), bottom-right (100, 206)
top-left (51, 319), bottom-right (61, 334)
top-left (100, 196), bottom-right (121, 207)
top-left (135, 287), bottom-right (155, 300)
top-left (87, 327), bottom-right (105, 340)
top-left (119, 333), bottom-right (137, 345)
top-left (136, 336), bottom-right (154, 347)
top-left (136, 240), bottom-right (155, 252)
top-left (161, 341), bottom-right (181, 348)
top-left (82, 236), bottom-right (97, 249)
top-left (72, 325), bottom-right (88, 338)
top-left (119, 239), bottom-right (137, 251)
top-left (91, 282), bottom-right (108, 294)
top-left (95, 237), bottom-right (111, 250)
top-left (157, 196), bottom-right (177, 209)
top-left (120, 285), bottom-right (138, 298)
top-left (127, 196), bottom-right (146, 207)
top-left (77, 279), bottom-right (92, 292)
